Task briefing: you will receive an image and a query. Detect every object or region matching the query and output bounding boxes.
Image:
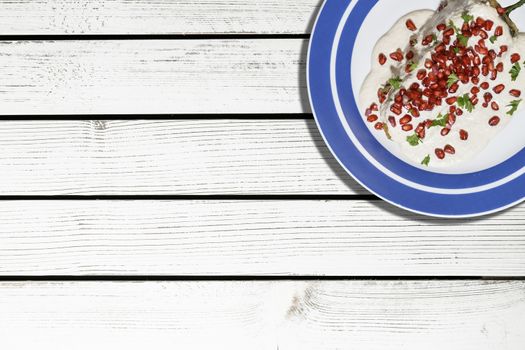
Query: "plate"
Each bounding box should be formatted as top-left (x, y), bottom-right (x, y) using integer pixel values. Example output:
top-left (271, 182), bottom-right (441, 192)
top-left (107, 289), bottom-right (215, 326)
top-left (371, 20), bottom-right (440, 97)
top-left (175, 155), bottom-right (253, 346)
top-left (307, 0), bottom-right (525, 217)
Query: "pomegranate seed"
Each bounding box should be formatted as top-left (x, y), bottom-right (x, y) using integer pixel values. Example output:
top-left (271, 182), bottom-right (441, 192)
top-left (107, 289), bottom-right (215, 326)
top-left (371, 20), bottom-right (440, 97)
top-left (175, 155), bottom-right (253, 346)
top-left (437, 23), bottom-right (446, 31)
top-left (510, 89), bottom-right (522, 98)
top-left (390, 50), bottom-right (403, 62)
top-left (493, 84), bottom-right (505, 94)
top-left (425, 119), bottom-right (433, 129)
top-left (435, 43), bottom-right (446, 53)
top-left (472, 77), bottom-right (480, 85)
top-left (479, 29), bottom-right (488, 39)
top-left (483, 102), bottom-right (489, 108)
top-left (459, 129), bottom-right (469, 140)
top-left (367, 114), bottom-right (378, 122)
top-left (494, 26), bottom-right (503, 36)
top-left (490, 70), bottom-right (498, 81)
top-left (410, 108), bottom-right (420, 117)
top-left (406, 19), bottom-right (417, 31)
top-left (400, 115), bottom-right (412, 125)
top-left (440, 128), bottom-right (450, 136)
top-left (499, 45), bottom-right (508, 56)
top-left (448, 83), bottom-right (459, 93)
top-left (471, 86), bottom-right (480, 95)
top-left (497, 6), bottom-right (506, 15)
top-left (388, 116), bottom-right (396, 127)
top-left (446, 97), bottom-right (457, 105)
top-left (417, 69), bottom-right (427, 80)
top-left (402, 124), bottom-right (413, 132)
top-left (476, 17), bottom-right (485, 26)
top-left (484, 20), bottom-right (494, 31)
top-left (370, 103), bottom-right (378, 111)
top-left (444, 144), bottom-right (456, 155)
top-left (422, 34), bottom-right (434, 46)
top-left (489, 116), bottom-right (500, 126)
top-left (484, 92), bottom-right (493, 102)
top-left (391, 103), bottom-right (403, 115)
top-left (417, 127), bottom-right (426, 139)
top-left (443, 28), bottom-right (454, 37)
top-left (491, 101), bottom-right (500, 111)
top-left (511, 53), bottom-right (521, 64)
top-left (449, 106), bottom-right (457, 114)
top-left (456, 108), bottom-right (464, 116)
top-left (424, 59), bottom-right (433, 69)
top-left (480, 82), bottom-right (490, 90)
top-left (435, 148), bottom-right (446, 159)
top-left (496, 62), bottom-right (504, 72)
top-left (448, 113), bottom-right (456, 126)
top-left (374, 122), bottom-right (384, 130)
top-left (378, 53), bottom-right (387, 65)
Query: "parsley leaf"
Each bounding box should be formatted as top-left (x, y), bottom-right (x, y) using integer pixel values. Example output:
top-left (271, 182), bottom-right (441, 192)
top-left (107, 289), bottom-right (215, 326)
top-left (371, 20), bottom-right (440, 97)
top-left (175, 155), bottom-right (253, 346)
top-left (447, 73), bottom-right (459, 88)
top-left (507, 99), bottom-right (522, 116)
top-left (409, 61), bottom-right (418, 71)
top-left (453, 47), bottom-right (460, 54)
top-left (510, 62), bottom-right (521, 81)
top-left (457, 34), bottom-right (469, 47)
top-left (489, 35), bottom-right (498, 44)
top-left (461, 12), bottom-right (474, 23)
top-left (388, 77), bottom-right (403, 91)
top-left (457, 94), bottom-right (474, 113)
top-left (421, 155), bottom-right (431, 166)
top-left (406, 134), bottom-right (422, 146)
top-left (431, 113), bottom-right (449, 127)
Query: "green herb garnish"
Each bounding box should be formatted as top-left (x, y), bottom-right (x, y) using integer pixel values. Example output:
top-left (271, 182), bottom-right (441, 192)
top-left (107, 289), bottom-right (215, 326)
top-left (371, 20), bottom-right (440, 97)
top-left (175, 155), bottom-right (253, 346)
top-left (489, 35), bottom-right (498, 44)
top-left (457, 34), bottom-right (469, 47)
top-left (409, 61), bottom-right (418, 71)
top-left (447, 73), bottom-right (459, 88)
top-left (507, 99), bottom-right (522, 116)
top-left (457, 94), bottom-right (474, 113)
top-left (421, 155), bottom-right (431, 166)
top-left (461, 12), bottom-right (474, 23)
top-left (388, 77), bottom-right (403, 90)
top-left (453, 47), bottom-right (460, 54)
top-left (431, 113), bottom-right (449, 127)
top-left (510, 62), bottom-right (521, 81)
top-left (406, 134), bottom-right (422, 146)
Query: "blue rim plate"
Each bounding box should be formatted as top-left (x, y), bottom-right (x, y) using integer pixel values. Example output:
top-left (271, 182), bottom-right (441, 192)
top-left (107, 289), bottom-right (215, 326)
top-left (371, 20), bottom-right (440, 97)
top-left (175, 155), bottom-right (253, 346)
top-left (307, 0), bottom-right (525, 217)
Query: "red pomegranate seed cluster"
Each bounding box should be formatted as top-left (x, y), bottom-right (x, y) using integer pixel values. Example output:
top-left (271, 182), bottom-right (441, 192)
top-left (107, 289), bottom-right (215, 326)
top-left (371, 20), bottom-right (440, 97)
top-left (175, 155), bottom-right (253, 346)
top-left (367, 12), bottom-right (524, 165)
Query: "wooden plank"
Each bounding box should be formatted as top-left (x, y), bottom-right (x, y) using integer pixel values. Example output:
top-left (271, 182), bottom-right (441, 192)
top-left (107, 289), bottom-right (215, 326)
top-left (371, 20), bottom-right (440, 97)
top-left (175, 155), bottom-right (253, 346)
top-left (0, 200), bottom-right (524, 276)
top-left (1, 281), bottom-right (524, 349)
top-left (0, 40), bottom-right (306, 114)
top-left (0, 120), bottom-right (361, 195)
top-left (0, 0), bottom-right (320, 35)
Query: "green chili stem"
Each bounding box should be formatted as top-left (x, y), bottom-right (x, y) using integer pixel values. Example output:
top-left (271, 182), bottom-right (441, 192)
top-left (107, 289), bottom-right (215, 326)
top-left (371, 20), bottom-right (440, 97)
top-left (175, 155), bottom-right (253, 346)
top-left (487, 0), bottom-right (521, 36)
top-left (505, 0), bottom-right (525, 15)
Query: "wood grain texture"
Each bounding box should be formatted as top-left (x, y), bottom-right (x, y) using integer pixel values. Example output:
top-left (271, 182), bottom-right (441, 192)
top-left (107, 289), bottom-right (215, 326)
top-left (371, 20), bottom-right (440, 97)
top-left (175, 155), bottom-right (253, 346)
top-left (0, 40), bottom-right (307, 114)
top-left (1, 281), bottom-right (524, 349)
top-left (0, 120), bottom-right (361, 195)
top-left (0, 200), bottom-right (524, 276)
top-left (0, 0), bottom-right (320, 34)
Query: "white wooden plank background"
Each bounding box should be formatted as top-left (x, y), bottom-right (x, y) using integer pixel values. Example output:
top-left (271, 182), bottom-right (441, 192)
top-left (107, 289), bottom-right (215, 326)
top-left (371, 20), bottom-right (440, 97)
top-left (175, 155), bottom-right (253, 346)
top-left (0, 0), bottom-right (320, 34)
top-left (0, 120), bottom-right (361, 194)
top-left (0, 40), bottom-right (307, 114)
top-left (1, 281), bottom-right (524, 350)
top-left (0, 200), bottom-right (524, 276)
